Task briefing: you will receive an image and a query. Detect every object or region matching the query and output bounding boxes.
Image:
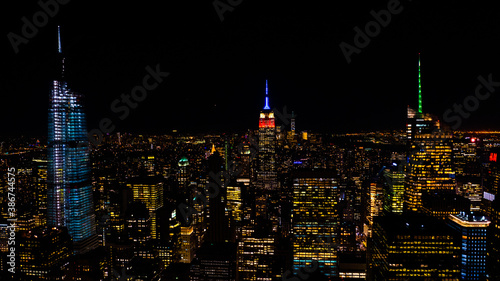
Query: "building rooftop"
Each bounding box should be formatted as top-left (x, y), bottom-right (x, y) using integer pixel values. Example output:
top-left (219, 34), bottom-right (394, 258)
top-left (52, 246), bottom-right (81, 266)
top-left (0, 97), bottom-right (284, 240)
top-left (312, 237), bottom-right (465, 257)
top-left (449, 211), bottom-right (490, 227)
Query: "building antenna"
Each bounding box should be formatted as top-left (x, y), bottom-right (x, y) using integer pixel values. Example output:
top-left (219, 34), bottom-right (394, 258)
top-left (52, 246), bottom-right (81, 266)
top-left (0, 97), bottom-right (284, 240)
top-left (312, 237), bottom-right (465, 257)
top-left (264, 80), bottom-right (271, 110)
top-left (418, 53), bottom-right (422, 114)
top-left (58, 25), bottom-right (62, 54)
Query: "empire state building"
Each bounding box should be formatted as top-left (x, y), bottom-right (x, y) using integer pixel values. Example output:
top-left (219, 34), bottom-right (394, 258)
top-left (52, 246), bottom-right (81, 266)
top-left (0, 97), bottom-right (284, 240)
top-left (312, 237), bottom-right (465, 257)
top-left (257, 80), bottom-right (277, 190)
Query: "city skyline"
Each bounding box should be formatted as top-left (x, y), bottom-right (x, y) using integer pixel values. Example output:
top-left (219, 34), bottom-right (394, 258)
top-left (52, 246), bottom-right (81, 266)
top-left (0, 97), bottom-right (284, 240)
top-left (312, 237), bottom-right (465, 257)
top-left (4, 1), bottom-right (500, 280)
top-left (4, 1), bottom-right (500, 136)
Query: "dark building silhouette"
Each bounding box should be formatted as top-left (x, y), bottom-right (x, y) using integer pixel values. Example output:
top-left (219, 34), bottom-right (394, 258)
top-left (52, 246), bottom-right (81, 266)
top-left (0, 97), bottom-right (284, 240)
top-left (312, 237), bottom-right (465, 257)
top-left (189, 242), bottom-right (237, 281)
top-left (206, 151), bottom-right (231, 243)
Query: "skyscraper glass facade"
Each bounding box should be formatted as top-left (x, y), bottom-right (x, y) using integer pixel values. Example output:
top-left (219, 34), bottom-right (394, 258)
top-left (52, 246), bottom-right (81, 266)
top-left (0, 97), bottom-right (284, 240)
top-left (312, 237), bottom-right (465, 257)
top-left (292, 171), bottom-right (338, 278)
top-left (448, 212), bottom-right (490, 280)
top-left (47, 30), bottom-right (96, 249)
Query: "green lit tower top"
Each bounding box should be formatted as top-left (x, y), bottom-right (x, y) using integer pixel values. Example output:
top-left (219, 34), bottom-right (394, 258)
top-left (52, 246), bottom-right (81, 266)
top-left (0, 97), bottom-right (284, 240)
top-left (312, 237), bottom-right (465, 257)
top-left (418, 53), bottom-right (422, 114)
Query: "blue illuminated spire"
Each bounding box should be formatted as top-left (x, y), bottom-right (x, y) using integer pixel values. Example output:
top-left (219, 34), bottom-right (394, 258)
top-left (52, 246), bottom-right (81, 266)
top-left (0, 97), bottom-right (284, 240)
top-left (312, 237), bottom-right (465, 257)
top-left (58, 26), bottom-right (65, 78)
top-left (263, 80), bottom-right (270, 110)
top-left (58, 25), bottom-right (62, 54)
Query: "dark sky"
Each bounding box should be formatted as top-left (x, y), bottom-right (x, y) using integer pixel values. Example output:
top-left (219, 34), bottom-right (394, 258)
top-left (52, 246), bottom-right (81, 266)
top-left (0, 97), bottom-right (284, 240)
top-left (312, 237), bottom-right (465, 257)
top-left (3, 0), bottom-right (500, 136)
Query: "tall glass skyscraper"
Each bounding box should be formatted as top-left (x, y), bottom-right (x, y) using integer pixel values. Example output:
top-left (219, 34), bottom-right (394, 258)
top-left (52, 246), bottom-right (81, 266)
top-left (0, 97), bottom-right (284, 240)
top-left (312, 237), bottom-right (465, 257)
top-left (47, 27), bottom-right (97, 254)
top-left (405, 55), bottom-right (455, 213)
top-left (292, 170), bottom-right (339, 278)
top-left (448, 212), bottom-right (490, 280)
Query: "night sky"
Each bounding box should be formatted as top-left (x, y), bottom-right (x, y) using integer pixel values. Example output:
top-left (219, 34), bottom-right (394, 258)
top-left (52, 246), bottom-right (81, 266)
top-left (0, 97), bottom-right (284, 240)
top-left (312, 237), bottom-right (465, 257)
top-left (4, 0), bottom-right (500, 136)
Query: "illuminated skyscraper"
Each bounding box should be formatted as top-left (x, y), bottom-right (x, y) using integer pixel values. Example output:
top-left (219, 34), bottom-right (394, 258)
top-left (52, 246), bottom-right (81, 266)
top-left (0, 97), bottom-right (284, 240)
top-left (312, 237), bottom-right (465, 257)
top-left (179, 226), bottom-right (196, 263)
top-left (453, 137), bottom-right (481, 178)
top-left (484, 153), bottom-right (500, 278)
top-left (226, 184), bottom-right (242, 225)
top-left (383, 165), bottom-right (405, 214)
top-left (47, 26), bottom-right (97, 254)
top-left (406, 128), bottom-right (455, 213)
top-left (405, 55), bottom-right (455, 213)
top-left (487, 199), bottom-right (500, 280)
top-left (237, 134), bottom-right (278, 280)
top-left (257, 80), bottom-right (277, 191)
top-left (33, 158), bottom-right (48, 227)
top-left (366, 182), bottom-right (383, 238)
top-left (255, 81), bottom-right (280, 247)
top-left (447, 212), bottom-right (490, 280)
top-left (483, 150), bottom-right (500, 217)
top-left (406, 54), bottom-right (433, 142)
top-left (370, 215), bottom-right (460, 280)
top-left (128, 176), bottom-right (164, 239)
top-left (292, 170), bottom-right (339, 278)
top-left (177, 156), bottom-right (190, 188)
top-left (237, 223), bottom-right (276, 281)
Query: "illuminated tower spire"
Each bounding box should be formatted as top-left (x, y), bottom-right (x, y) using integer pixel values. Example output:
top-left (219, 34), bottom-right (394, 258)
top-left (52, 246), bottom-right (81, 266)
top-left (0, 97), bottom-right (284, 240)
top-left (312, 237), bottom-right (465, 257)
top-left (57, 25), bottom-right (65, 78)
top-left (58, 25), bottom-right (62, 54)
top-left (418, 53), bottom-right (422, 114)
top-left (263, 80), bottom-right (271, 110)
